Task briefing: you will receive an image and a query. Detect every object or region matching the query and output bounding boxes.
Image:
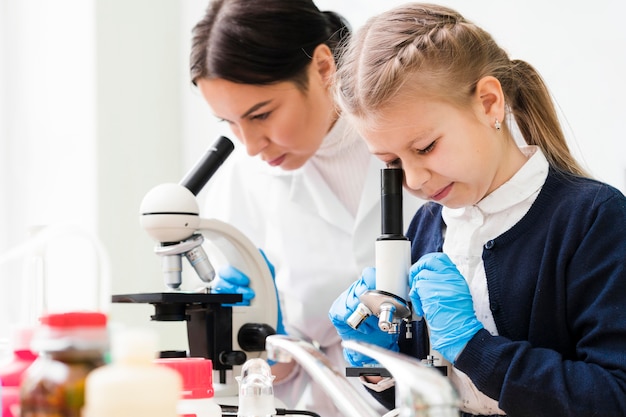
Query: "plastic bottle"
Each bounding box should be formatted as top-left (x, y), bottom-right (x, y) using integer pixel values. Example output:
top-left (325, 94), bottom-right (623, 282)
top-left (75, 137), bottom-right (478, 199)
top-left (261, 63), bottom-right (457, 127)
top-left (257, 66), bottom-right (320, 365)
top-left (155, 357), bottom-right (222, 417)
top-left (0, 326), bottom-right (37, 417)
top-left (19, 311), bottom-right (108, 417)
top-left (83, 327), bottom-right (182, 417)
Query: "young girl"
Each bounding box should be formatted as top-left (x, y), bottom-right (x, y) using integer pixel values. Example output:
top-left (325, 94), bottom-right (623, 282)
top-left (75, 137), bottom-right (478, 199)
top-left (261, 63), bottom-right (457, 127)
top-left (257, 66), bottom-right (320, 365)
top-left (329, 3), bottom-right (626, 416)
top-left (189, 1), bottom-right (422, 415)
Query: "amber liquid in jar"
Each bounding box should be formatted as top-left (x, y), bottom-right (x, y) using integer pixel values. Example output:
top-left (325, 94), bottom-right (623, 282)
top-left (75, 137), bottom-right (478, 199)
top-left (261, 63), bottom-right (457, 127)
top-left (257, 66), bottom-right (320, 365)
top-left (19, 312), bottom-right (108, 417)
top-left (20, 350), bottom-right (105, 417)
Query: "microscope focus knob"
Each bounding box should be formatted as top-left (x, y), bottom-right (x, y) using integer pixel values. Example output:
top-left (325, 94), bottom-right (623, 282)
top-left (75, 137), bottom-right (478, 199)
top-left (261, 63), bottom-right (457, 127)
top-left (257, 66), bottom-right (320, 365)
top-left (219, 350), bottom-right (247, 366)
top-left (238, 323), bottom-right (277, 352)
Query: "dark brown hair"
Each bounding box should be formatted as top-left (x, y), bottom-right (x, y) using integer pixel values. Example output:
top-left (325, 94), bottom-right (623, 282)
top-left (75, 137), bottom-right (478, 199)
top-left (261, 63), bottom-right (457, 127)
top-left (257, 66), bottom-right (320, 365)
top-left (190, 0), bottom-right (350, 90)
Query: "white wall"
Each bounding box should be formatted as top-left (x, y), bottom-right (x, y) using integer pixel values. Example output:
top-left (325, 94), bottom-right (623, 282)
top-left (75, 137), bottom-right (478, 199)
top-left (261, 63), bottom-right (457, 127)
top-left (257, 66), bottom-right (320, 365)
top-left (95, 0), bottom-right (188, 345)
top-left (0, 0), bottom-right (188, 350)
top-left (0, 0), bottom-right (100, 343)
top-left (0, 0), bottom-right (97, 251)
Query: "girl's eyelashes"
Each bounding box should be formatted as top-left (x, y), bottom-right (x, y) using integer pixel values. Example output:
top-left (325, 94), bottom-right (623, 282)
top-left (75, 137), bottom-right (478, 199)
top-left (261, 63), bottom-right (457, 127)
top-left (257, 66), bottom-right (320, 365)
top-left (416, 140), bottom-right (436, 155)
top-left (386, 158), bottom-right (402, 168)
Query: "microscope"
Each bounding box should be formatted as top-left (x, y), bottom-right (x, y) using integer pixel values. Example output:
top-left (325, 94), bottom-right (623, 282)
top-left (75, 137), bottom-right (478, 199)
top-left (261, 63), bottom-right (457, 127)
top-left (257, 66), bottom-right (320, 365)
top-left (347, 168), bottom-right (412, 334)
top-left (112, 136), bottom-right (279, 396)
top-left (345, 167), bottom-right (446, 378)
top-left (344, 168), bottom-right (419, 379)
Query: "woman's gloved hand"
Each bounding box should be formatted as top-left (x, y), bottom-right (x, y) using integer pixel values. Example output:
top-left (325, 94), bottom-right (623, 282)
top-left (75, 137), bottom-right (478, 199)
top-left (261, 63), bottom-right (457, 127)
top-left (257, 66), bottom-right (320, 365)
top-left (329, 267), bottom-right (399, 366)
top-left (409, 252), bottom-right (484, 364)
top-left (213, 264), bottom-right (256, 306)
top-left (213, 250), bottom-right (285, 335)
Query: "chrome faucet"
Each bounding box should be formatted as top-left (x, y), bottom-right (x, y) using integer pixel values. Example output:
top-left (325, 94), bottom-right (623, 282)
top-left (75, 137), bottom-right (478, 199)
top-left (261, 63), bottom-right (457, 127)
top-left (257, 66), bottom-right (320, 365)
top-left (265, 334), bottom-right (460, 417)
top-left (265, 335), bottom-right (380, 417)
top-left (343, 340), bottom-right (460, 417)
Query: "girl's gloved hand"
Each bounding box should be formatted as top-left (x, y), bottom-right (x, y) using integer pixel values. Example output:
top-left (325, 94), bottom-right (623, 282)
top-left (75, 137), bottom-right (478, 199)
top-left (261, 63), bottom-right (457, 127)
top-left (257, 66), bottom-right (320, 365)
top-left (213, 250), bottom-right (285, 335)
top-left (329, 267), bottom-right (399, 366)
top-left (409, 252), bottom-right (484, 364)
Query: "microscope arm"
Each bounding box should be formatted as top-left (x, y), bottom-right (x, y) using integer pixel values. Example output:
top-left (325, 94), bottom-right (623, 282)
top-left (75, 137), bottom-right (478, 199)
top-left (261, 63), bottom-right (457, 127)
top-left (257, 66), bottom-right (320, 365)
top-left (198, 218), bottom-right (278, 348)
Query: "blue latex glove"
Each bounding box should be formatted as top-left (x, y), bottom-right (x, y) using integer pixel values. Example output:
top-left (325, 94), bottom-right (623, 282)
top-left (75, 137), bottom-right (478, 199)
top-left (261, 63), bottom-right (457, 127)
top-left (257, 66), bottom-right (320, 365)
top-left (213, 264), bottom-right (255, 306)
top-left (213, 250), bottom-right (285, 335)
top-left (329, 267), bottom-right (399, 366)
top-left (409, 252), bottom-right (484, 364)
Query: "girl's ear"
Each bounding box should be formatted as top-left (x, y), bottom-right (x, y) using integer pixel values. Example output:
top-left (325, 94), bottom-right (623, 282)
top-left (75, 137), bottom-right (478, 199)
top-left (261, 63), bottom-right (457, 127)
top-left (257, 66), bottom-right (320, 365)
top-left (311, 44), bottom-right (336, 86)
top-left (474, 75), bottom-right (505, 123)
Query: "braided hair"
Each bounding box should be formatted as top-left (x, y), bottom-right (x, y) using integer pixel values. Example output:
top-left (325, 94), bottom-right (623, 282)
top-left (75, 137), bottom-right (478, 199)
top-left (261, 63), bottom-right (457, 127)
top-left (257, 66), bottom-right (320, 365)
top-left (335, 3), bottom-right (587, 176)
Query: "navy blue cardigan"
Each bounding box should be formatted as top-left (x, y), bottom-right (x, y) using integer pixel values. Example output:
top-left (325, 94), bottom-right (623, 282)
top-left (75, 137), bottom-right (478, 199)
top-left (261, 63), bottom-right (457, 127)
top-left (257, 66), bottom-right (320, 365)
top-left (373, 168), bottom-right (626, 416)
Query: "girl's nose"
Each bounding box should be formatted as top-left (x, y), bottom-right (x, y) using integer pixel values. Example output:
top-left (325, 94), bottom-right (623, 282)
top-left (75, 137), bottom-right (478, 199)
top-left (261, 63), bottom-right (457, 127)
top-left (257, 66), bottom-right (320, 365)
top-left (403, 165), bottom-right (430, 192)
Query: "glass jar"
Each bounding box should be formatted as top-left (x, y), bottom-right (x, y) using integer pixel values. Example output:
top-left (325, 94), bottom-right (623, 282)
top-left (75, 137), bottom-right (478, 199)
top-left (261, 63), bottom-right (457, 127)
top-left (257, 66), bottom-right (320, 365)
top-left (19, 311), bottom-right (108, 417)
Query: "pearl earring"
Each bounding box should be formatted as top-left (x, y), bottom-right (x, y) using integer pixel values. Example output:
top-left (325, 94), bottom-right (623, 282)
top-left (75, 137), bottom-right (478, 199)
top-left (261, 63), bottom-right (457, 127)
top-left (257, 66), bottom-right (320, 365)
top-left (494, 118), bottom-right (501, 131)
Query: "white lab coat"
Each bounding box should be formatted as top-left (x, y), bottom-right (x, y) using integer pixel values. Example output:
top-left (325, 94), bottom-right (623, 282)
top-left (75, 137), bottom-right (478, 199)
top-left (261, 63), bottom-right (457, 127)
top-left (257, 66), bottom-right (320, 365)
top-left (202, 120), bottom-right (424, 416)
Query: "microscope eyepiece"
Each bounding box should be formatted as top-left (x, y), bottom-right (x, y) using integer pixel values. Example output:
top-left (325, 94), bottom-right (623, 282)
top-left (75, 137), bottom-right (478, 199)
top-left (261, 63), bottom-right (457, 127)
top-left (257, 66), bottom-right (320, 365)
top-left (380, 168), bottom-right (405, 238)
top-left (180, 136), bottom-right (235, 195)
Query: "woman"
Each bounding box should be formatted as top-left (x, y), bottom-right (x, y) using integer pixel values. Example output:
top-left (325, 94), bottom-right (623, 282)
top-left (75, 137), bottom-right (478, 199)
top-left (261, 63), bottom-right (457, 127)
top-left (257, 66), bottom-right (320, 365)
top-left (189, 1), bottom-right (423, 415)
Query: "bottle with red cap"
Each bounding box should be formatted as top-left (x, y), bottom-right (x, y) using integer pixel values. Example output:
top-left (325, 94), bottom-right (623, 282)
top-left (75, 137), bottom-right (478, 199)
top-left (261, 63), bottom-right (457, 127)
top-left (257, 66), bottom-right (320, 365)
top-left (19, 311), bottom-right (109, 417)
top-left (155, 357), bottom-right (222, 417)
top-left (0, 326), bottom-right (38, 417)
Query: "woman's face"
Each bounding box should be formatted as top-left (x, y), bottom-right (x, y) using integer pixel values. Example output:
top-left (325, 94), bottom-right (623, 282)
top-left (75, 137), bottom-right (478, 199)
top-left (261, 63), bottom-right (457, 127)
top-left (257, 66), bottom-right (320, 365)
top-left (196, 48), bottom-right (337, 170)
top-left (359, 91), bottom-right (525, 208)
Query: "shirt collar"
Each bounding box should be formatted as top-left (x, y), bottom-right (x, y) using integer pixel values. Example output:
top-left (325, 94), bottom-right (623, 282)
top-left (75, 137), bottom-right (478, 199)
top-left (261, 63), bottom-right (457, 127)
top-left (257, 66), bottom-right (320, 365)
top-left (478, 146), bottom-right (548, 214)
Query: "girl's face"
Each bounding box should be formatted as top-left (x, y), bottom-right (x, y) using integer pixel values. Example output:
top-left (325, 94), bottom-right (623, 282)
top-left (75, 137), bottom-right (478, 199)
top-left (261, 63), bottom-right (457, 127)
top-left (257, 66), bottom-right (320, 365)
top-left (196, 46), bottom-right (337, 171)
top-left (359, 85), bottom-right (526, 208)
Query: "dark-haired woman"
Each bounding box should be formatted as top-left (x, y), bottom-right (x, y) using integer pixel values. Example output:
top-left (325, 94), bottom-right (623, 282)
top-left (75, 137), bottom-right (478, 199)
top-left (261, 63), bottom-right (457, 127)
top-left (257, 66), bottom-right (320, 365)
top-left (189, 0), bottom-right (423, 415)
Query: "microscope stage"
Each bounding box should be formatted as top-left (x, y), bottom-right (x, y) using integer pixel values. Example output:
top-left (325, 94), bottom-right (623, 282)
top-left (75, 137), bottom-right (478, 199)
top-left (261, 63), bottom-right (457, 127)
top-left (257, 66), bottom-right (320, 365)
top-left (112, 292), bottom-right (242, 304)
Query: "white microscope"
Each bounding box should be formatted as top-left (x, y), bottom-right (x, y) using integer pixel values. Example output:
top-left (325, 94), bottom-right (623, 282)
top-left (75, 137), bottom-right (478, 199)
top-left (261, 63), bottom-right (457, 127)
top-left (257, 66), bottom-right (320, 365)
top-left (112, 136), bottom-right (278, 397)
top-left (347, 168), bottom-right (412, 334)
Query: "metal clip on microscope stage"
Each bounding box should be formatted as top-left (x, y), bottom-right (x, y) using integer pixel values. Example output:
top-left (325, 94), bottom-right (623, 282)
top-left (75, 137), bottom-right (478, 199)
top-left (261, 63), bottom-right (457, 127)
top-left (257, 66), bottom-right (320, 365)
top-left (347, 168), bottom-right (412, 334)
top-left (112, 136), bottom-right (278, 393)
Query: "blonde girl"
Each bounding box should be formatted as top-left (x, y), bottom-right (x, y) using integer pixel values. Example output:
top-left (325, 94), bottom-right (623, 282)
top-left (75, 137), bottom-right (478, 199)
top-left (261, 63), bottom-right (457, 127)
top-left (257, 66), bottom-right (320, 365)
top-left (330, 3), bottom-right (626, 416)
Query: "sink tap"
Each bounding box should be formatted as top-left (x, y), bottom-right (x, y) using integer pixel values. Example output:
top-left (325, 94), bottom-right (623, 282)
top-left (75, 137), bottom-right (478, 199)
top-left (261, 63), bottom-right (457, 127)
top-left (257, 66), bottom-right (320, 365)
top-left (265, 335), bottom-right (380, 417)
top-left (265, 335), bottom-right (460, 417)
top-left (343, 340), bottom-right (460, 417)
